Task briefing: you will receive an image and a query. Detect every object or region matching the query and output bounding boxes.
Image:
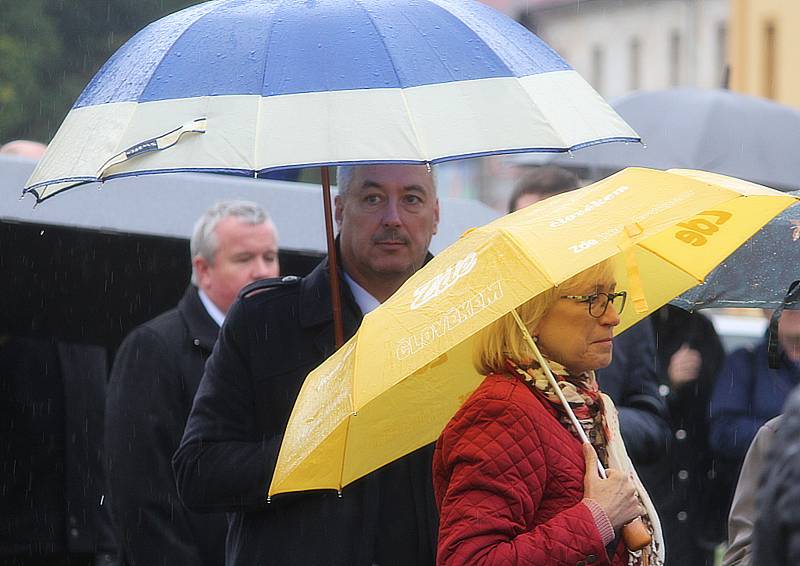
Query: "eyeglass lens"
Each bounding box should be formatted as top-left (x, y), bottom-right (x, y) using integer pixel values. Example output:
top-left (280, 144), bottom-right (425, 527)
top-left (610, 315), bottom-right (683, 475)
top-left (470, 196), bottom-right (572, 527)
top-left (589, 292), bottom-right (626, 317)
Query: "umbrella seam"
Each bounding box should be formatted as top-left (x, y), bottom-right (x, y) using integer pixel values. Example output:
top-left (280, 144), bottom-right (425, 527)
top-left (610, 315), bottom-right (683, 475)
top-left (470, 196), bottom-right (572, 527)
top-left (351, 0), bottom-right (430, 159)
top-left (136, 0), bottom-right (235, 105)
top-left (253, 0), bottom-right (283, 172)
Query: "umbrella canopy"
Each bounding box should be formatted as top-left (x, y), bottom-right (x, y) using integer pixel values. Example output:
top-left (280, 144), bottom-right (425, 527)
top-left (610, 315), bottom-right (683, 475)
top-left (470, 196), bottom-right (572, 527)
top-left (1, 154), bottom-right (497, 347)
top-left (673, 191), bottom-right (800, 310)
top-left (268, 167), bottom-right (797, 497)
top-left (515, 88), bottom-right (800, 191)
top-left (24, 0), bottom-right (637, 201)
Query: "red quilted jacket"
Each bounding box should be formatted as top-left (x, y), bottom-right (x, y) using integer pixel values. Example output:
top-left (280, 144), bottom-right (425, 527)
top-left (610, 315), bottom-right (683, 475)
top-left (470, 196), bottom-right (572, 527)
top-left (434, 373), bottom-right (629, 566)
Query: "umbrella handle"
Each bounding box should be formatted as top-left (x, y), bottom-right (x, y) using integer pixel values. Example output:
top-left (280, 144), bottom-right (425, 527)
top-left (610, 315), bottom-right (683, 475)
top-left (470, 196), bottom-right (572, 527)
top-left (510, 309), bottom-right (653, 553)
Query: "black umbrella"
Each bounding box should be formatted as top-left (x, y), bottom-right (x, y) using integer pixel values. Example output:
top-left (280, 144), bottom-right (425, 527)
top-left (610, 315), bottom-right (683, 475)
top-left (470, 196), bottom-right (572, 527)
top-left (2, 155), bottom-right (497, 349)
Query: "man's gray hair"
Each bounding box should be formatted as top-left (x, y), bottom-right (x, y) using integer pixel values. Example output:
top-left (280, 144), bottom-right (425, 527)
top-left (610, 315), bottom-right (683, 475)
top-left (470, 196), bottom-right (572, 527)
top-left (336, 163), bottom-right (436, 200)
top-left (190, 200), bottom-right (275, 284)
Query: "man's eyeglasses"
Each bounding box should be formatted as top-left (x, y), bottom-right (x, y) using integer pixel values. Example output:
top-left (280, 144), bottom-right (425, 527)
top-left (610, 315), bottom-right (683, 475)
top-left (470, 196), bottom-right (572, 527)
top-left (560, 291), bottom-right (627, 318)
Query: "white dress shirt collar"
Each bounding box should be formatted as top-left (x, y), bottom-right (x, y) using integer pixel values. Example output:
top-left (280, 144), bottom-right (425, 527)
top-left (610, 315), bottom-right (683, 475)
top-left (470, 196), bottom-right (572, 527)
top-left (343, 272), bottom-right (381, 315)
top-left (198, 288), bottom-right (225, 327)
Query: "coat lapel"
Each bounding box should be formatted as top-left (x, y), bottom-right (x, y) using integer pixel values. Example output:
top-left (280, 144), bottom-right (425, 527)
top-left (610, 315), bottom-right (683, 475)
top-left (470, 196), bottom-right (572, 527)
top-left (300, 257), bottom-right (362, 358)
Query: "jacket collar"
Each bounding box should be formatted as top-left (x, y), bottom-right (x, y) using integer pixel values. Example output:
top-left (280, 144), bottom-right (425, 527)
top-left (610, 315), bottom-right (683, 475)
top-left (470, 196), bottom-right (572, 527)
top-left (298, 245), bottom-right (435, 329)
top-left (178, 285), bottom-right (220, 351)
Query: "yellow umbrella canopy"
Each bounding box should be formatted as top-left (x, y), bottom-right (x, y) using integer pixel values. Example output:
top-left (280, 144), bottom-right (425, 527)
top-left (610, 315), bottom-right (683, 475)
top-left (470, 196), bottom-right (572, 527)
top-left (269, 167), bottom-right (797, 497)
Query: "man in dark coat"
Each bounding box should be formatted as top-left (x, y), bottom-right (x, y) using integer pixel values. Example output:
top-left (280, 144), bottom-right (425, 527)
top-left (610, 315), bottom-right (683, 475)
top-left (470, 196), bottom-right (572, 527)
top-left (105, 201), bottom-right (279, 566)
top-left (174, 164), bottom-right (440, 566)
top-left (0, 336), bottom-right (117, 564)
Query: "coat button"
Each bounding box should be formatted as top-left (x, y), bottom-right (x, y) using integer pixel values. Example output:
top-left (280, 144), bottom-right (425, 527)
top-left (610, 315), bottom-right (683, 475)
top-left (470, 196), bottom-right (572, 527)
top-left (677, 511), bottom-right (688, 522)
top-left (658, 384), bottom-right (670, 397)
top-left (678, 469), bottom-right (689, 481)
top-left (193, 338), bottom-right (200, 346)
top-left (587, 554), bottom-right (598, 564)
top-left (675, 429), bottom-right (687, 440)
top-left (70, 528), bottom-right (79, 538)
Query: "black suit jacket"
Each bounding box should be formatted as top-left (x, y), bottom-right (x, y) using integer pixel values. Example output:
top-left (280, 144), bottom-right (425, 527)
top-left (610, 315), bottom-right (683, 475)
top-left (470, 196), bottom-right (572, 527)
top-left (105, 286), bottom-right (226, 566)
top-left (174, 257), bottom-right (437, 566)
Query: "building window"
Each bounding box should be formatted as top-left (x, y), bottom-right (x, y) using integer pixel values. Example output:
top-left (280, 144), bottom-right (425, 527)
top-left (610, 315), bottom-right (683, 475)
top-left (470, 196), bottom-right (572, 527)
top-left (764, 21), bottom-right (777, 99)
top-left (591, 45), bottom-right (604, 94)
top-left (629, 37), bottom-right (641, 90)
top-left (669, 30), bottom-right (682, 87)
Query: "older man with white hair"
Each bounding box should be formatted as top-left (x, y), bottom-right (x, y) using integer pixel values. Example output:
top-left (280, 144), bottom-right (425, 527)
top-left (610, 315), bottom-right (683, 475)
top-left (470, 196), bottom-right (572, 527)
top-left (105, 201), bottom-right (279, 566)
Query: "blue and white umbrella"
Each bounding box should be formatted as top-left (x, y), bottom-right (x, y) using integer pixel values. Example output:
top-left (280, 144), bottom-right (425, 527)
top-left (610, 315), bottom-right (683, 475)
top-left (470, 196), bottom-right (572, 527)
top-left (25, 0), bottom-right (638, 201)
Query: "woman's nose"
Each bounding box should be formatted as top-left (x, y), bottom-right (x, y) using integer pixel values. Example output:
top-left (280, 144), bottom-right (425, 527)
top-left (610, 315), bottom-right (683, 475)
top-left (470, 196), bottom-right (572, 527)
top-left (601, 302), bottom-right (621, 326)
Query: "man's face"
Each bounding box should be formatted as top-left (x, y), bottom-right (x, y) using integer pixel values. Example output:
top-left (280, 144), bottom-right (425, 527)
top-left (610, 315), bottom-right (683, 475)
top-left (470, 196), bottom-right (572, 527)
top-left (194, 217), bottom-right (279, 313)
top-left (336, 164), bottom-right (439, 292)
top-left (513, 192), bottom-right (544, 212)
top-left (779, 309), bottom-right (800, 362)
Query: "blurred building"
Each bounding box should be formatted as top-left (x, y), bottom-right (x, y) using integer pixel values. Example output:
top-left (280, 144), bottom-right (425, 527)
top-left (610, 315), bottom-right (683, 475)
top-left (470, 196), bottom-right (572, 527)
top-left (507, 0), bottom-right (729, 99)
top-left (465, 0), bottom-right (729, 211)
top-left (730, 0), bottom-right (800, 107)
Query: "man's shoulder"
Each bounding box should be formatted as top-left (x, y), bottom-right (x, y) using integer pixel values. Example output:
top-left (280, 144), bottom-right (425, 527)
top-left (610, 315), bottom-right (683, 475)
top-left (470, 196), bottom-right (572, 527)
top-left (239, 275), bottom-right (303, 300)
top-left (120, 305), bottom-right (185, 350)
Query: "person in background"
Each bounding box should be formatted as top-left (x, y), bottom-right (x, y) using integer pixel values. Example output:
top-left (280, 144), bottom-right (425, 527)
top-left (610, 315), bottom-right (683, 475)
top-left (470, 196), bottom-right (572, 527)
top-left (0, 140), bottom-right (118, 565)
top-left (174, 164), bottom-right (440, 566)
top-left (105, 201), bottom-right (279, 566)
top-left (723, 415), bottom-right (782, 566)
top-left (507, 165), bottom-right (581, 212)
top-left (709, 309), bottom-right (800, 523)
top-left (648, 305), bottom-right (726, 565)
top-left (752, 370), bottom-right (800, 565)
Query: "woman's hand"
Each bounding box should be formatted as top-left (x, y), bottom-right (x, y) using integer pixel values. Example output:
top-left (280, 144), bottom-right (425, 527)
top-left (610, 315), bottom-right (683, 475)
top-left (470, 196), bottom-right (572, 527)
top-left (582, 443), bottom-right (644, 530)
top-left (667, 343), bottom-right (702, 388)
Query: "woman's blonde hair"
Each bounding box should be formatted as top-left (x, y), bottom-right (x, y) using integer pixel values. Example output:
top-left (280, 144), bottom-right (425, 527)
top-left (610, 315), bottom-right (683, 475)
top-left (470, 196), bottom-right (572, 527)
top-left (473, 259), bottom-right (616, 375)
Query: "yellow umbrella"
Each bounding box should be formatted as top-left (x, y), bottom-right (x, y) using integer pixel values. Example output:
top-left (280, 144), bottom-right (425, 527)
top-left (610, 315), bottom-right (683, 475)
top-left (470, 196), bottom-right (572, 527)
top-left (268, 167), bottom-right (798, 497)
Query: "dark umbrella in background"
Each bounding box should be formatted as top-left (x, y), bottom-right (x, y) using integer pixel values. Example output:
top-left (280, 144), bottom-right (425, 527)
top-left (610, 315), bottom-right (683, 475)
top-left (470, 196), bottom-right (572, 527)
top-left (22, 0), bottom-right (638, 346)
top-left (672, 191), bottom-right (800, 311)
top-left (2, 154), bottom-right (497, 349)
top-left (516, 88), bottom-right (800, 191)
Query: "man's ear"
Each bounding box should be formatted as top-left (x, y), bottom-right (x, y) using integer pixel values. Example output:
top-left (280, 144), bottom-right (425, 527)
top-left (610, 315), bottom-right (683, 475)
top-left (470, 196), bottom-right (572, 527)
top-left (334, 195), bottom-right (344, 228)
top-left (193, 255), bottom-right (210, 287)
top-left (433, 198), bottom-right (440, 235)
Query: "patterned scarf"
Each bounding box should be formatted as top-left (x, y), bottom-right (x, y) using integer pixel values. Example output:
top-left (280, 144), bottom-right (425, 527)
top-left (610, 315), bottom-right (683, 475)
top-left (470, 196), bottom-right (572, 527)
top-left (505, 357), bottom-right (611, 468)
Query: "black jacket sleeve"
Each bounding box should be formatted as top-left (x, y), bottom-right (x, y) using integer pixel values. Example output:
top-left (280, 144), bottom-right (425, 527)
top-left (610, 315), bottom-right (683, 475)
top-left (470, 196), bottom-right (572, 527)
top-left (105, 327), bottom-right (207, 566)
top-left (173, 297), bottom-right (279, 513)
top-left (596, 320), bottom-right (671, 465)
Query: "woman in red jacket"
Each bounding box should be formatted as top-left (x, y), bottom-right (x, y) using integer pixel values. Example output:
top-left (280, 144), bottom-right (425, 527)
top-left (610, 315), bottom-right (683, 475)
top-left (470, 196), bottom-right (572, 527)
top-left (434, 261), bottom-right (664, 566)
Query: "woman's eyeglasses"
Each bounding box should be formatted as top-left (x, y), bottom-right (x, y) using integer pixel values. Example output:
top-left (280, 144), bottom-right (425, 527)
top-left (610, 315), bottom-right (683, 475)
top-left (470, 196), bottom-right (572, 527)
top-left (560, 291), bottom-right (627, 318)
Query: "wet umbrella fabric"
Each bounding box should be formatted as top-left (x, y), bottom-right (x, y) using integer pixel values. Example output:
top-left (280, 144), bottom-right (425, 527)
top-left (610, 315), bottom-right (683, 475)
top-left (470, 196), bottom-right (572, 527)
top-left (673, 191), bottom-right (800, 311)
top-left (516, 88), bottom-right (800, 191)
top-left (24, 0), bottom-right (637, 200)
top-left (268, 167), bottom-right (797, 498)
